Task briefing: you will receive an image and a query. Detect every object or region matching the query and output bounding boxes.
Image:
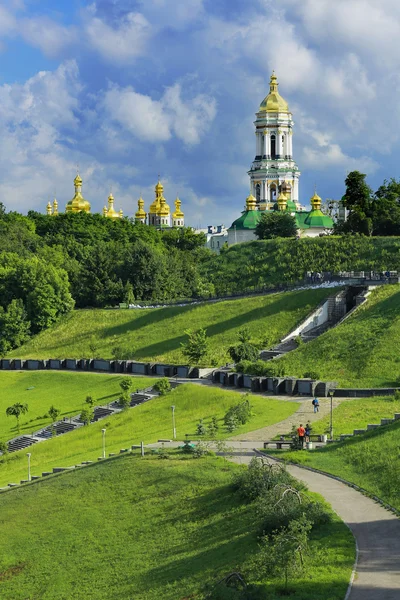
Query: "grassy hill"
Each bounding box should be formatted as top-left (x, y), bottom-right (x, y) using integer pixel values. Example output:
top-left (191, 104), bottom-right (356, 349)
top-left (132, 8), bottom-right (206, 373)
top-left (8, 288), bottom-right (334, 364)
top-left (283, 419), bottom-right (400, 511)
top-left (0, 382), bottom-right (298, 488)
top-left (0, 371), bottom-right (150, 443)
top-left (278, 284), bottom-right (400, 387)
top-left (0, 453), bottom-right (354, 600)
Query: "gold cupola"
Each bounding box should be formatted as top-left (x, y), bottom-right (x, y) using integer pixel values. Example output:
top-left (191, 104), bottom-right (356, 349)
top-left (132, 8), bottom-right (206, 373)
top-left (46, 201), bottom-right (52, 216)
top-left (259, 72), bottom-right (289, 113)
top-left (158, 195), bottom-right (170, 217)
top-left (277, 191), bottom-right (288, 211)
top-left (149, 180), bottom-right (163, 214)
top-left (172, 197), bottom-right (184, 226)
top-left (65, 173), bottom-right (91, 213)
top-left (310, 191), bottom-right (322, 211)
top-left (135, 197), bottom-right (147, 223)
top-left (103, 192), bottom-right (123, 219)
top-left (52, 198), bottom-right (58, 216)
top-left (245, 193), bottom-right (257, 211)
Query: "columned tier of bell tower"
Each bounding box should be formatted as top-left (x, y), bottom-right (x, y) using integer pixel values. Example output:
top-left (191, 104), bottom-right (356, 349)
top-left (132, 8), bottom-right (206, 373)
top-left (248, 73), bottom-right (301, 211)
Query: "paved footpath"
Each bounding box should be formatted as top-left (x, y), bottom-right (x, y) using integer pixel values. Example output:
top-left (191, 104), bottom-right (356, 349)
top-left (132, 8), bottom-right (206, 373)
top-left (230, 449), bottom-right (400, 600)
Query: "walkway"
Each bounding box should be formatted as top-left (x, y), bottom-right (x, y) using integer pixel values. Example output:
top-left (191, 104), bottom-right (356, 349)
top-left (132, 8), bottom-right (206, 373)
top-left (231, 450), bottom-right (400, 600)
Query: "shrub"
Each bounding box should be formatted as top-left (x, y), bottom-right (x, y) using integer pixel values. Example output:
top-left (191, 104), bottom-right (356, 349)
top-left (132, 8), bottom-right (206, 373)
top-left (236, 360), bottom-right (286, 378)
top-left (196, 419), bottom-right (207, 436)
top-left (0, 440), bottom-right (8, 455)
top-left (224, 398), bottom-right (252, 430)
top-left (80, 408), bottom-right (93, 426)
top-left (118, 392), bottom-right (131, 410)
top-left (153, 378), bottom-right (171, 395)
top-left (233, 457), bottom-right (293, 502)
top-left (303, 370), bottom-right (320, 380)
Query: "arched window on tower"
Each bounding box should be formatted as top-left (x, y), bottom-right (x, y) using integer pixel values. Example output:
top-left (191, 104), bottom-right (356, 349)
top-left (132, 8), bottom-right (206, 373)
top-left (256, 183), bottom-right (261, 204)
top-left (271, 134), bottom-right (276, 159)
top-left (270, 184), bottom-right (277, 202)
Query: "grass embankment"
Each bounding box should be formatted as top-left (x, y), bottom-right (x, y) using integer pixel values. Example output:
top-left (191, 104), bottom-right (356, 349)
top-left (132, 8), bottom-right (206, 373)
top-left (282, 420), bottom-right (400, 510)
top-left (0, 371), bottom-right (150, 443)
top-left (0, 454), bottom-right (354, 600)
top-left (310, 397), bottom-right (400, 437)
top-left (8, 288), bottom-right (334, 364)
top-left (0, 382), bottom-right (298, 487)
top-left (278, 284), bottom-right (400, 387)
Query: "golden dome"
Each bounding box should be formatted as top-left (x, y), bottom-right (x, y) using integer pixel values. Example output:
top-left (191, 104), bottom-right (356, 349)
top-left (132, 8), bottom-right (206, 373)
top-left (245, 193), bottom-right (257, 211)
top-left (52, 198), bottom-right (58, 216)
top-left (172, 197), bottom-right (184, 219)
top-left (46, 201), bottom-right (52, 216)
top-left (66, 173), bottom-right (91, 213)
top-left (155, 180), bottom-right (164, 193)
top-left (310, 192), bottom-right (322, 210)
top-left (103, 206), bottom-right (108, 217)
top-left (259, 72), bottom-right (289, 113)
top-left (150, 179), bottom-right (164, 214)
top-left (277, 191), bottom-right (288, 210)
top-left (103, 193), bottom-right (122, 219)
top-left (158, 196), bottom-right (170, 217)
top-left (135, 197), bottom-right (147, 220)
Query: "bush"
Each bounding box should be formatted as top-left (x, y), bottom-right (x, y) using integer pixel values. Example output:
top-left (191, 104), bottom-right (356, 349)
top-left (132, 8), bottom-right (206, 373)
top-left (303, 370), bottom-right (320, 380)
top-left (196, 419), bottom-right (207, 436)
top-left (118, 392), bottom-right (131, 410)
top-left (228, 342), bottom-right (259, 364)
top-left (0, 440), bottom-right (8, 455)
top-left (233, 457), bottom-right (293, 502)
top-left (236, 360), bottom-right (286, 378)
top-left (224, 398), bottom-right (252, 431)
top-left (153, 378), bottom-right (171, 395)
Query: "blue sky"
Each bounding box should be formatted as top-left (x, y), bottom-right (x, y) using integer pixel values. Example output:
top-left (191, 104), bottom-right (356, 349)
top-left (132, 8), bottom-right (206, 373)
top-left (0, 0), bottom-right (399, 227)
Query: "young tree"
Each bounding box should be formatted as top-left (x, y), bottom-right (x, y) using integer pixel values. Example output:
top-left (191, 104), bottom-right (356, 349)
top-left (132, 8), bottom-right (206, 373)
top-left (181, 328), bottom-right (208, 364)
top-left (0, 299), bottom-right (31, 355)
top-left (85, 395), bottom-right (94, 408)
top-left (196, 419), bottom-right (207, 436)
top-left (153, 378), bottom-right (171, 396)
top-left (0, 440), bottom-right (8, 455)
top-left (228, 327), bottom-right (259, 363)
top-left (80, 407), bottom-right (93, 426)
top-left (255, 211), bottom-right (297, 240)
top-left (118, 391), bottom-right (131, 410)
top-left (6, 403), bottom-right (28, 433)
top-left (338, 171), bottom-right (373, 235)
top-left (48, 405), bottom-right (61, 423)
top-left (119, 378), bottom-right (133, 393)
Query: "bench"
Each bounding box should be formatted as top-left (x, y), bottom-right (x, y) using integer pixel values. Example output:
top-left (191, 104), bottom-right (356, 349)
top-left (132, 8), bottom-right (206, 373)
top-left (263, 441), bottom-right (293, 450)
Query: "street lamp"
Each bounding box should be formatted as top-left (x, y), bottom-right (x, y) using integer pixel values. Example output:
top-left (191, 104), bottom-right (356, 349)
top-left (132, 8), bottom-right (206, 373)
top-left (26, 452), bottom-right (31, 482)
top-left (328, 391), bottom-right (334, 440)
top-left (102, 428), bottom-right (106, 459)
top-left (171, 405), bottom-right (176, 439)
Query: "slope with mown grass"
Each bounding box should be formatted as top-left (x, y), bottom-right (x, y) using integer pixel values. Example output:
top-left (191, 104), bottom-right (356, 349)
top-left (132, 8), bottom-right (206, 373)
top-left (0, 371), bottom-right (150, 443)
top-left (0, 453), bottom-right (354, 600)
top-left (278, 284), bottom-right (400, 387)
top-left (8, 288), bottom-right (334, 364)
top-left (0, 383), bottom-right (298, 488)
top-left (282, 420), bottom-right (400, 511)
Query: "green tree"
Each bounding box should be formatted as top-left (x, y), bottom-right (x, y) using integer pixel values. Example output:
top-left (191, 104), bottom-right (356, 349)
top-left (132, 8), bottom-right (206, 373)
top-left (255, 211), bottom-right (297, 240)
top-left (0, 299), bottom-right (31, 355)
top-left (118, 391), bottom-right (131, 410)
top-left (85, 395), bottom-right (94, 408)
top-left (228, 327), bottom-right (259, 363)
top-left (196, 419), bottom-right (207, 436)
top-left (48, 405), bottom-right (61, 423)
top-left (0, 440), bottom-right (8, 455)
top-left (181, 328), bottom-right (208, 364)
top-left (120, 378), bottom-right (133, 393)
top-left (6, 402), bottom-right (28, 433)
top-left (338, 171), bottom-right (373, 235)
top-left (80, 407), bottom-right (93, 426)
top-left (153, 378), bottom-right (171, 395)
top-left (123, 281), bottom-right (135, 305)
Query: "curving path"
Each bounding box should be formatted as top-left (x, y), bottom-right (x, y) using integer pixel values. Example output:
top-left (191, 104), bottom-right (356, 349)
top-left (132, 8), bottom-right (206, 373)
top-left (230, 449), bottom-right (400, 599)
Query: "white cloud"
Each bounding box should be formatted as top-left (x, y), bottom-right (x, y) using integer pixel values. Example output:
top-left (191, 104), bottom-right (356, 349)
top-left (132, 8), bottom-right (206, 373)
top-left (85, 8), bottom-right (151, 64)
top-left (20, 17), bottom-right (78, 58)
top-left (103, 83), bottom-right (216, 146)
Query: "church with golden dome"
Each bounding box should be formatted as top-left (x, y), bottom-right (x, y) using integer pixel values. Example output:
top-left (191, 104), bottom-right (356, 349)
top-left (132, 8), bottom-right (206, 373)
top-left (45, 174), bottom-right (185, 228)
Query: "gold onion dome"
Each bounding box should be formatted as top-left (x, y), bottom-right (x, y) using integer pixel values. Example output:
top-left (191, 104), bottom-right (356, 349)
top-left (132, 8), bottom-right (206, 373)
top-left (245, 193), bottom-right (257, 211)
top-left (310, 192), bottom-right (322, 210)
top-left (52, 198), bottom-right (58, 215)
top-left (158, 196), bottom-right (170, 217)
top-left (135, 197), bottom-right (147, 220)
top-left (172, 197), bottom-right (184, 218)
top-left (150, 180), bottom-right (163, 214)
top-left (104, 193), bottom-right (122, 219)
top-left (66, 173), bottom-right (91, 213)
top-left (259, 72), bottom-right (289, 113)
top-left (277, 191), bottom-right (288, 210)
top-left (46, 201), bottom-right (52, 215)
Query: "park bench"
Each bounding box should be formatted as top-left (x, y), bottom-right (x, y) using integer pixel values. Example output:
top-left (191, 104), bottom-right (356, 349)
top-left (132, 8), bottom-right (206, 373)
top-left (263, 441), bottom-right (293, 450)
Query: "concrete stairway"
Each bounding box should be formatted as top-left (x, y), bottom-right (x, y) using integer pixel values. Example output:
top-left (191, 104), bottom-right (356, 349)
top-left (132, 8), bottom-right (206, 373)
top-left (7, 436), bottom-right (39, 453)
top-left (339, 413), bottom-right (400, 441)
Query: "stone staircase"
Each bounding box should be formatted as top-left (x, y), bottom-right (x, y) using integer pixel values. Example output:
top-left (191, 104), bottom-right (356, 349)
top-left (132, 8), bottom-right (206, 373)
top-left (339, 413), bottom-right (400, 441)
top-left (7, 436), bottom-right (40, 453)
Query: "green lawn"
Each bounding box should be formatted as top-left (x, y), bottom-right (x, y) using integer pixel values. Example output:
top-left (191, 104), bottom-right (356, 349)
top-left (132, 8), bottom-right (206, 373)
top-left (278, 284), bottom-right (400, 387)
top-left (0, 454), bottom-right (354, 600)
top-left (280, 419), bottom-right (400, 510)
top-left (0, 371), bottom-right (151, 443)
top-left (310, 397), bottom-right (400, 437)
top-left (8, 288), bottom-right (334, 365)
top-left (0, 382), bottom-right (298, 488)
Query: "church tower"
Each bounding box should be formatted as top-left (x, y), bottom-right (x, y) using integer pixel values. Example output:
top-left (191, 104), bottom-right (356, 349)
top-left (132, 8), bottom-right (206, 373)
top-left (248, 72), bottom-right (301, 210)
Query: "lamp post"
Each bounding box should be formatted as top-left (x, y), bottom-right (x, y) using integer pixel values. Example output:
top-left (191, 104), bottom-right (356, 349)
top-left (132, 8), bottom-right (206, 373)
top-left (27, 452), bottom-right (31, 482)
top-left (171, 405), bottom-right (176, 440)
top-left (102, 428), bottom-right (106, 459)
top-left (329, 391), bottom-right (334, 440)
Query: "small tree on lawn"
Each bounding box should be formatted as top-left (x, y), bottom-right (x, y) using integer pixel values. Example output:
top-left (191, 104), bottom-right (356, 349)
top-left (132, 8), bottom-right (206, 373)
top-left (85, 395), bottom-right (94, 408)
top-left (196, 419), bottom-right (207, 436)
top-left (228, 327), bottom-right (259, 363)
top-left (6, 403), bottom-right (28, 433)
top-left (0, 440), bottom-right (8, 455)
top-left (120, 378), bottom-right (133, 393)
top-left (153, 378), bottom-right (171, 396)
top-left (181, 328), bottom-right (208, 365)
top-left (118, 391), bottom-right (131, 410)
top-left (80, 407), bottom-right (93, 426)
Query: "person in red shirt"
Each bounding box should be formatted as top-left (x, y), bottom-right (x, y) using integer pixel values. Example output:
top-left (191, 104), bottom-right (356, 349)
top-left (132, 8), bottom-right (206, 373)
top-left (297, 424), bottom-right (306, 448)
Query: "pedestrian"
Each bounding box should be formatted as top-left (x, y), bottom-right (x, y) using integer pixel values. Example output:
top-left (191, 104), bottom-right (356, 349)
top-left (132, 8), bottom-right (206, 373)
top-left (297, 423), bottom-right (305, 449)
top-left (305, 422), bottom-right (312, 442)
top-left (312, 397), bottom-right (319, 413)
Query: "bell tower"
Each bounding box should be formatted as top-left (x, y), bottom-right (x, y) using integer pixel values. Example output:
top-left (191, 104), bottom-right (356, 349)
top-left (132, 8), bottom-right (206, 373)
top-left (248, 72), bottom-right (301, 211)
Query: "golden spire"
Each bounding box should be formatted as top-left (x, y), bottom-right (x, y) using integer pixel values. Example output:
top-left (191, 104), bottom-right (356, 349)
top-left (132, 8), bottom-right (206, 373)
top-left (158, 195), bottom-right (170, 217)
top-left (277, 191), bottom-right (288, 211)
top-left (102, 206), bottom-right (108, 217)
top-left (46, 201), bottom-right (52, 216)
top-left (310, 191), bottom-right (322, 211)
top-left (119, 209), bottom-right (123, 218)
top-left (245, 192), bottom-right (257, 211)
top-left (103, 192), bottom-right (122, 219)
top-left (150, 179), bottom-right (163, 214)
top-left (172, 197), bottom-right (184, 219)
top-left (52, 198), bottom-right (58, 216)
top-left (135, 196), bottom-right (147, 221)
top-left (259, 72), bottom-right (289, 113)
top-left (66, 172), bottom-right (91, 213)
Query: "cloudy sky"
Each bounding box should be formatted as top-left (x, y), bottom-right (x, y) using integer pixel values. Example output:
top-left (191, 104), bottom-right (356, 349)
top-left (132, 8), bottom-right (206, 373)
top-left (0, 0), bottom-right (399, 227)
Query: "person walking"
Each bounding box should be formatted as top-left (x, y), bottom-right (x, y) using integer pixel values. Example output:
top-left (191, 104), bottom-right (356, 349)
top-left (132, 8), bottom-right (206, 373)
top-left (297, 423), bottom-right (306, 449)
top-left (305, 422), bottom-right (312, 442)
top-left (312, 397), bottom-right (320, 413)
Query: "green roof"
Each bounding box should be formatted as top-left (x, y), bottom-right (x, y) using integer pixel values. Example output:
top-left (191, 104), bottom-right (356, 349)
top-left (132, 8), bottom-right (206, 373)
top-left (304, 209), bottom-right (334, 228)
top-left (229, 210), bottom-right (262, 230)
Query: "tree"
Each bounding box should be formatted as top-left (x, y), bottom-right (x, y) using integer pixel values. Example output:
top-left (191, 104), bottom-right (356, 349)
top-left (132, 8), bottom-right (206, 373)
top-left (48, 405), bottom-right (61, 423)
top-left (181, 328), bottom-right (208, 364)
top-left (6, 403), bottom-right (28, 433)
top-left (0, 440), bottom-right (8, 455)
top-left (0, 299), bottom-right (31, 355)
top-left (338, 171), bottom-right (373, 235)
top-left (85, 395), bottom-right (94, 408)
top-left (153, 378), bottom-right (171, 395)
top-left (228, 327), bottom-right (259, 363)
top-left (196, 419), bottom-right (207, 436)
top-left (80, 407), bottom-right (93, 426)
top-left (255, 211), bottom-right (297, 240)
top-left (120, 378), bottom-right (133, 393)
top-left (118, 391), bottom-right (131, 410)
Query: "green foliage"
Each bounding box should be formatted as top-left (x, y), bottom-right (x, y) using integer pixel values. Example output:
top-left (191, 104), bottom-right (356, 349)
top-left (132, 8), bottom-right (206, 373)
top-left (119, 378), bottom-right (133, 393)
top-left (228, 328), bottom-right (259, 363)
top-left (118, 392), bottom-right (131, 410)
top-left (48, 405), bottom-right (61, 423)
top-left (303, 370), bottom-right (320, 380)
top-left (196, 418), bottom-right (207, 436)
top-left (80, 407), bottom-right (94, 426)
top-left (0, 299), bottom-right (30, 355)
top-left (224, 398), bottom-right (252, 432)
top-left (0, 440), bottom-right (8, 455)
top-left (236, 359), bottom-right (286, 377)
top-left (182, 328), bottom-right (208, 364)
top-left (153, 378), bottom-right (171, 395)
top-left (255, 211), bottom-right (298, 240)
top-left (233, 457), bottom-right (293, 501)
top-left (5, 402), bottom-right (28, 433)
top-left (85, 395), bottom-right (94, 407)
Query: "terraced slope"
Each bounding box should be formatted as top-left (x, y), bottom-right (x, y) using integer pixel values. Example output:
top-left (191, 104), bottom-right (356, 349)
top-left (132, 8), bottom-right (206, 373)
top-left (8, 288), bottom-right (334, 365)
top-left (278, 284), bottom-right (400, 387)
